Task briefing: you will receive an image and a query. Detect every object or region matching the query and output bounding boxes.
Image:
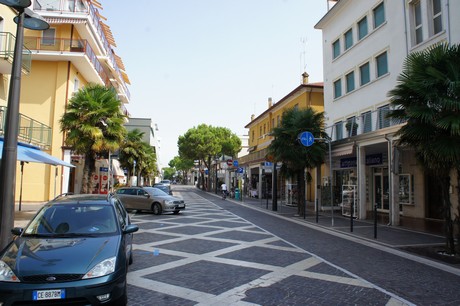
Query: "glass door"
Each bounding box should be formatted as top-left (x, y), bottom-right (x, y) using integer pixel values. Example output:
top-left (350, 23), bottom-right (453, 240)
top-left (374, 168), bottom-right (389, 211)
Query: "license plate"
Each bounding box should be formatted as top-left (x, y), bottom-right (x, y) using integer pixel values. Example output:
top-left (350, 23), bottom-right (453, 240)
top-left (33, 289), bottom-right (65, 300)
top-left (178, 204), bottom-right (185, 208)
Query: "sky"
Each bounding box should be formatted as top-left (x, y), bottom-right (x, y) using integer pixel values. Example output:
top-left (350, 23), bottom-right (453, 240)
top-left (102, 0), bottom-right (328, 167)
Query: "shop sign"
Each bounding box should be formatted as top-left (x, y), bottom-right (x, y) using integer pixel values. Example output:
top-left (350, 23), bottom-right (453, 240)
top-left (340, 157), bottom-right (356, 168)
top-left (366, 153), bottom-right (383, 165)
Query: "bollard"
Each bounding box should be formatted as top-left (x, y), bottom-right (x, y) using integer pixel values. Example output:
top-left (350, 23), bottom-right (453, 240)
top-left (374, 204), bottom-right (378, 239)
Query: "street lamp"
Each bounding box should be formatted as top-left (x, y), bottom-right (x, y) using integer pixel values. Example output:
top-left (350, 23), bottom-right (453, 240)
top-left (0, 0), bottom-right (49, 249)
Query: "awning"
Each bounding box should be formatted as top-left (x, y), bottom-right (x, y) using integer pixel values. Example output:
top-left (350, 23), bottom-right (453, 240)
top-left (331, 144), bottom-right (355, 157)
top-left (0, 140), bottom-right (74, 167)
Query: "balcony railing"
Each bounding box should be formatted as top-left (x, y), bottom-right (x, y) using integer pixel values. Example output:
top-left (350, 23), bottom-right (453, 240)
top-left (0, 106), bottom-right (52, 149)
top-left (325, 106), bottom-right (406, 142)
top-left (0, 32), bottom-right (32, 74)
top-left (33, 0), bottom-right (131, 100)
top-left (23, 36), bottom-right (110, 86)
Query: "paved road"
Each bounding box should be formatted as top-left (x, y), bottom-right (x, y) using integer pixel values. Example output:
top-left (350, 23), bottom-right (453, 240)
top-left (126, 186), bottom-right (460, 305)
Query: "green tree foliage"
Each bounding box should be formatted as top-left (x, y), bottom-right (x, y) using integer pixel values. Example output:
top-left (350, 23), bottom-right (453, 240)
top-left (169, 156), bottom-right (195, 184)
top-left (268, 107), bottom-right (327, 216)
top-left (119, 129), bottom-right (158, 185)
top-left (387, 43), bottom-right (460, 254)
top-left (178, 124), bottom-right (241, 191)
top-left (162, 167), bottom-right (176, 180)
top-left (60, 83), bottom-right (126, 193)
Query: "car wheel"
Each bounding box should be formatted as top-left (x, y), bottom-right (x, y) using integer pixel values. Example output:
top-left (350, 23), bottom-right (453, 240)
top-left (152, 203), bottom-right (162, 215)
top-left (173, 210), bottom-right (180, 215)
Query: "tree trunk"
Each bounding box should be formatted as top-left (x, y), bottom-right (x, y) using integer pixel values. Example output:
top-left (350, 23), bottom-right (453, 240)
top-left (456, 168), bottom-right (460, 254)
top-left (297, 170), bottom-right (305, 217)
top-left (440, 175), bottom-right (455, 254)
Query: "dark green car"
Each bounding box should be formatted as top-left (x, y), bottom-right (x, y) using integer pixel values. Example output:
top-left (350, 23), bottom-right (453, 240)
top-left (0, 194), bottom-right (138, 306)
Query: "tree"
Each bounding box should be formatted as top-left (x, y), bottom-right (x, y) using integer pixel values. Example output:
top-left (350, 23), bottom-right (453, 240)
top-left (387, 43), bottom-right (460, 254)
top-left (119, 129), bottom-right (158, 186)
top-left (178, 124), bottom-right (241, 191)
top-left (268, 107), bottom-right (327, 216)
top-left (60, 83), bottom-right (126, 193)
top-left (169, 156), bottom-right (195, 184)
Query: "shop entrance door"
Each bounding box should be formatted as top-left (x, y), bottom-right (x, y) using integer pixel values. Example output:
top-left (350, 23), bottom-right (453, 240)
top-left (374, 168), bottom-right (389, 211)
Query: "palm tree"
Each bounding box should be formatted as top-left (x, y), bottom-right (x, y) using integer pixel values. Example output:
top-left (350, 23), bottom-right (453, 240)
top-left (60, 83), bottom-right (127, 194)
top-left (119, 129), bottom-right (145, 180)
top-left (387, 43), bottom-right (460, 254)
top-left (268, 107), bottom-right (327, 216)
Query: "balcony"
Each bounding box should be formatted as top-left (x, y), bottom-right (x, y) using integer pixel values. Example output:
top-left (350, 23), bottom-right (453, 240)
top-left (23, 36), bottom-right (110, 87)
top-left (0, 32), bottom-right (32, 75)
top-left (326, 106), bottom-right (406, 142)
top-left (32, 0), bottom-right (130, 101)
top-left (0, 106), bottom-right (52, 149)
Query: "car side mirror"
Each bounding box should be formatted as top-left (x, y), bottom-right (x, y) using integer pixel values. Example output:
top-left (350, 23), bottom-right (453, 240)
top-left (144, 192), bottom-right (150, 198)
top-left (11, 227), bottom-right (23, 236)
top-left (124, 224), bottom-right (139, 234)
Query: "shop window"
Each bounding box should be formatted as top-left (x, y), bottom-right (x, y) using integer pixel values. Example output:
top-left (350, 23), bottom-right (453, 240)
top-left (399, 174), bottom-right (414, 205)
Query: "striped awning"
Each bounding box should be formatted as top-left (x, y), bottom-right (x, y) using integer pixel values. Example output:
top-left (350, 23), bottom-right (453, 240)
top-left (44, 17), bottom-right (86, 24)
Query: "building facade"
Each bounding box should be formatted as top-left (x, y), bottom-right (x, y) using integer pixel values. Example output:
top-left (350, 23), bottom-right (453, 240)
top-left (240, 73), bottom-right (324, 206)
top-left (315, 0), bottom-right (460, 224)
top-left (1, 0), bottom-right (130, 201)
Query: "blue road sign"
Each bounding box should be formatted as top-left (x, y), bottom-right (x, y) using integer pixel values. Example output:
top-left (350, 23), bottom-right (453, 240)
top-left (237, 167), bottom-right (244, 174)
top-left (233, 160), bottom-right (239, 167)
top-left (299, 131), bottom-right (314, 147)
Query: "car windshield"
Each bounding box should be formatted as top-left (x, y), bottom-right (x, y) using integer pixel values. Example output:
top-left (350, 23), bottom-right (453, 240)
top-left (144, 187), bottom-right (169, 197)
top-left (24, 204), bottom-right (118, 236)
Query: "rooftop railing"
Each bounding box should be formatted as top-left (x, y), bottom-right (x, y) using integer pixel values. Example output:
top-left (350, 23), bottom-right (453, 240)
top-left (0, 106), bottom-right (52, 149)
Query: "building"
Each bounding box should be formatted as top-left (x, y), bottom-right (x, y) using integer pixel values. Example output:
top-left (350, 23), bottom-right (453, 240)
top-left (315, 0), bottom-right (459, 224)
top-left (0, 0), bottom-right (130, 201)
top-left (124, 117), bottom-right (162, 185)
top-left (239, 73), bottom-right (324, 205)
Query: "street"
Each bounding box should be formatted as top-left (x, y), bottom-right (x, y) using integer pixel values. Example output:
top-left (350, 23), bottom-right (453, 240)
top-left (126, 185), bottom-right (460, 305)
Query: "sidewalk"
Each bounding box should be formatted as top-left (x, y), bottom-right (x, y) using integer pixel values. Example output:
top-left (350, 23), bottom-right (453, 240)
top-left (221, 193), bottom-right (446, 249)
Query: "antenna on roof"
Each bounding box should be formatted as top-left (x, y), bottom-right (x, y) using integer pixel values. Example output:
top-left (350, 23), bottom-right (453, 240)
top-left (300, 36), bottom-right (308, 82)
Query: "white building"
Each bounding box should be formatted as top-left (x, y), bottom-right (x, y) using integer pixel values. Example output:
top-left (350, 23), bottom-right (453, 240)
top-left (315, 0), bottom-right (459, 225)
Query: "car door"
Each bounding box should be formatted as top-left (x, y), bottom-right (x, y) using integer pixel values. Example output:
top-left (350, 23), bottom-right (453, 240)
top-left (116, 188), bottom-right (137, 210)
top-left (114, 199), bottom-right (133, 261)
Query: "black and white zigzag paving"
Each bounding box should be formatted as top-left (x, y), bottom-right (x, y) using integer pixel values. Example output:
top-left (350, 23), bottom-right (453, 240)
top-left (127, 190), bottom-right (411, 306)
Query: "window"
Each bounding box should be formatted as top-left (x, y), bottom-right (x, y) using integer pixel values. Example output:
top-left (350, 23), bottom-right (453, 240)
top-left (346, 71), bottom-right (355, 93)
top-left (413, 1), bottom-right (423, 44)
top-left (378, 105), bottom-right (390, 129)
top-left (259, 126), bottom-right (262, 137)
top-left (346, 117), bottom-right (358, 136)
top-left (432, 0), bottom-right (442, 35)
top-left (333, 79), bottom-right (342, 99)
top-left (332, 39), bottom-right (340, 59)
top-left (271, 118), bottom-right (274, 130)
top-left (41, 28), bottom-right (56, 45)
top-left (359, 62), bottom-right (370, 85)
top-left (252, 130), bottom-right (255, 143)
top-left (73, 78), bottom-right (80, 93)
top-left (277, 115), bottom-right (280, 126)
top-left (358, 16), bottom-right (368, 40)
top-left (373, 2), bottom-right (385, 28)
top-left (344, 29), bottom-right (353, 50)
top-left (361, 111), bottom-right (372, 133)
top-left (263, 124), bottom-right (266, 135)
top-left (335, 121), bottom-right (343, 140)
top-left (376, 51), bottom-right (388, 77)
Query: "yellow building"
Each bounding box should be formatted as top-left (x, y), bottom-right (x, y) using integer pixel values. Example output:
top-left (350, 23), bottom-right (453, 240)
top-left (0, 1), bottom-right (130, 202)
top-left (239, 73), bottom-right (324, 206)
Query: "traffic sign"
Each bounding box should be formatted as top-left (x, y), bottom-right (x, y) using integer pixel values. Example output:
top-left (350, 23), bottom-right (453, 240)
top-left (299, 131), bottom-right (314, 147)
top-left (233, 160), bottom-right (239, 167)
top-left (227, 159), bottom-right (233, 166)
top-left (237, 167), bottom-right (244, 174)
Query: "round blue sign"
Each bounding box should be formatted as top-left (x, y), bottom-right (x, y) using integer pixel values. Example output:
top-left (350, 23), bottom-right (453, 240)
top-left (299, 131), bottom-right (314, 147)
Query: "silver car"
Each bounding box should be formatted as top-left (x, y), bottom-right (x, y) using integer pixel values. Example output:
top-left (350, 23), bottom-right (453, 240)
top-left (115, 187), bottom-right (185, 215)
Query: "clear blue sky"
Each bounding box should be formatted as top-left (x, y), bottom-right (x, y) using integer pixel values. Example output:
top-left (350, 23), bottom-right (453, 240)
top-left (102, 0), bottom-right (327, 167)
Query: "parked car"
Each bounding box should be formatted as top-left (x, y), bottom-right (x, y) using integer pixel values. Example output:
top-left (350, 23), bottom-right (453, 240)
top-left (116, 186), bottom-right (185, 215)
top-left (159, 179), bottom-right (171, 186)
top-left (0, 194), bottom-right (138, 306)
top-left (153, 183), bottom-right (173, 195)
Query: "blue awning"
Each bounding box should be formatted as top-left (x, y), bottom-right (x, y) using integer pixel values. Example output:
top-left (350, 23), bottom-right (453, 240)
top-left (0, 139), bottom-right (74, 167)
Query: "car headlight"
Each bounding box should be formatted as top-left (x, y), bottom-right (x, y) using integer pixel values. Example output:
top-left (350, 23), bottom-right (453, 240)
top-left (165, 200), bottom-right (174, 205)
top-left (82, 257), bottom-right (116, 279)
top-left (0, 260), bottom-right (19, 282)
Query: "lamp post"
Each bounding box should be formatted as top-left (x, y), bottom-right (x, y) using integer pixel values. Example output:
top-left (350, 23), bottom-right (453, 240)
top-left (0, 0), bottom-right (49, 249)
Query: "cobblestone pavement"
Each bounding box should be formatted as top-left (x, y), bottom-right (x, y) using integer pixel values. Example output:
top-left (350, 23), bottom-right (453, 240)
top-left (126, 187), bottom-right (429, 306)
